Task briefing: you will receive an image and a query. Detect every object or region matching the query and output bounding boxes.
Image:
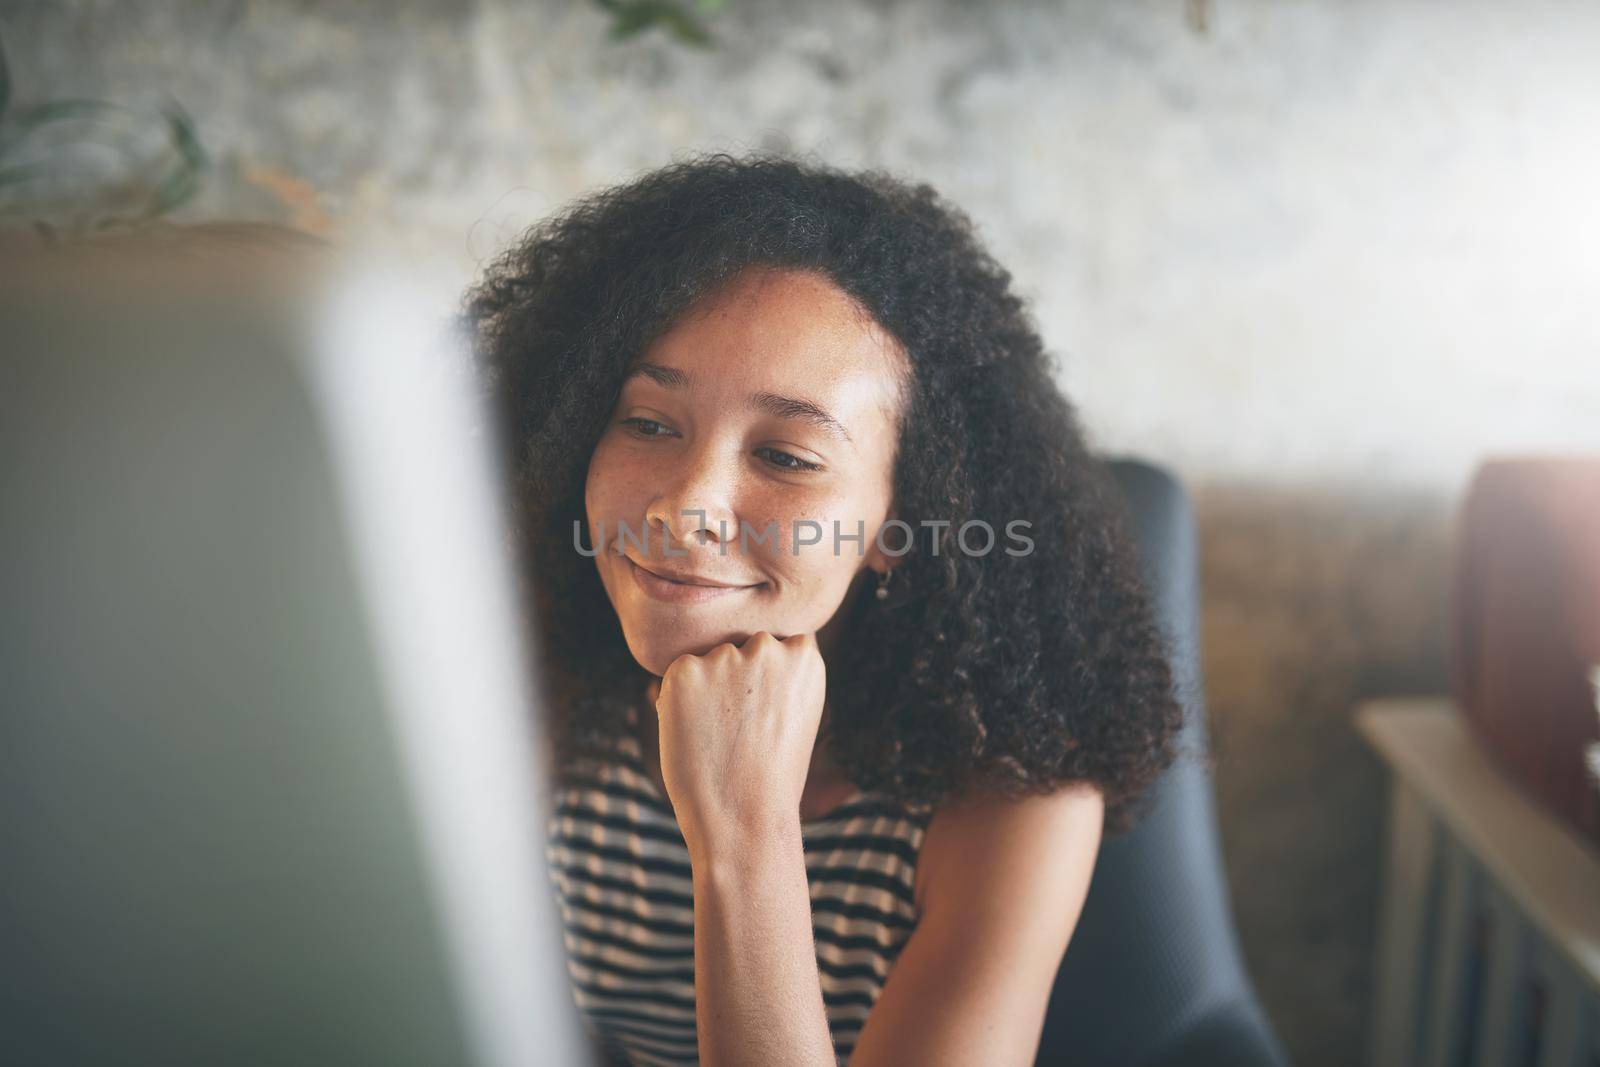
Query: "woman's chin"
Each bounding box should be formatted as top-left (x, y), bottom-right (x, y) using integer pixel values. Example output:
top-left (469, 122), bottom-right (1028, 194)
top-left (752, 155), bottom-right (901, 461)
top-left (623, 627), bottom-right (750, 674)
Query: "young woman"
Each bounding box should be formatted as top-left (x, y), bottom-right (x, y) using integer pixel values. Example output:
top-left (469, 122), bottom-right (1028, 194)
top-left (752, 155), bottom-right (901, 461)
top-left (465, 153), bottom-right (1182, 1067)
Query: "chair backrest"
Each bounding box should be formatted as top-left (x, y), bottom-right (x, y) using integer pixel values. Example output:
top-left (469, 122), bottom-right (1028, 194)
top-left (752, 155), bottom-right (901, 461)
top-left (1033, 458), bottom-right (1288, 1067)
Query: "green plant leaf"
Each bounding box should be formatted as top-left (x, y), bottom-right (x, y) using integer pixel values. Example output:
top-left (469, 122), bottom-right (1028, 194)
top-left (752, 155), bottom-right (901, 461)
top-left (141, 103), bottom-right (206, 219)
top-left (0, 93), bottom-right (209, 230)
top-left (659, 6), bottom-right (714, 47)
top-left (0, 99), bottom-right (134, 157)
top-left (606, 8), bottom-right (660, 40)
top-left (600, 0), bottom-right (715, 47)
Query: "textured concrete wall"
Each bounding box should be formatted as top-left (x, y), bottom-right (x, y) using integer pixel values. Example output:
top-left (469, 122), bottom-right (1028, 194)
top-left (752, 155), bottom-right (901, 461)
top-left (10, 1), bottom-right (1600, 1063)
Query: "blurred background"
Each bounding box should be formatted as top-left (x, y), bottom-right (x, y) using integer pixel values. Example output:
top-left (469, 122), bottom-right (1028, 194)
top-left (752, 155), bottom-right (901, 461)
top-left (7, 2), bottom-right (1599, 1064)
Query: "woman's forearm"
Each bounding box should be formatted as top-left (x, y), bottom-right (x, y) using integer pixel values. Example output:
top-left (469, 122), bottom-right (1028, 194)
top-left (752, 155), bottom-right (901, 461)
top-left (687, 815), bottom-right (837, 1067)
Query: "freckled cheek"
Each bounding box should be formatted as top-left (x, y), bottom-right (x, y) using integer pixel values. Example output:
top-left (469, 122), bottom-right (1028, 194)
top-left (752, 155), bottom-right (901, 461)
top-left (747, 490), bottom-right (874, 593)
top-left (732, 485), bottom-right (820, 553)
top-left (583, 445), bottom-right (652, 538)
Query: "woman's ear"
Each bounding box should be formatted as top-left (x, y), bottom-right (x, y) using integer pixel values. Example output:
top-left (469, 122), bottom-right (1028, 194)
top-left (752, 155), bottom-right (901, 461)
top-left (865, 504), bottom-right (902, 575)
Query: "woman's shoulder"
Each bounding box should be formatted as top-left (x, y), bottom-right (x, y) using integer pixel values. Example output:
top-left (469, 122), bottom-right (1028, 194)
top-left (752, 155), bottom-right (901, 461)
top-left (913, 781), bottom-right (1103, 917)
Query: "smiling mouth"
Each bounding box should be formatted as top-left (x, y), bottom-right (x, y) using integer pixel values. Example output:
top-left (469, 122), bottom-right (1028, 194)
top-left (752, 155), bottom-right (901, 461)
top-left (625, 556), bottom-right (766, 602)
top-left (628, 555), bottom-right (765, 588)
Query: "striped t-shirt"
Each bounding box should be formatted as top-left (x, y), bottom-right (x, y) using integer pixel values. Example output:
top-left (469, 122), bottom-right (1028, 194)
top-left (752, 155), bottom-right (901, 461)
top-left (543, 706), bottom-right (935, 1067)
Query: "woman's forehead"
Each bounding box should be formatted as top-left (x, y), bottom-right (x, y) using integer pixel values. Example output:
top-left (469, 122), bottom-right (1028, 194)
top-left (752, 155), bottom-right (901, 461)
top-left (638, 267), bottom-right (908, 425)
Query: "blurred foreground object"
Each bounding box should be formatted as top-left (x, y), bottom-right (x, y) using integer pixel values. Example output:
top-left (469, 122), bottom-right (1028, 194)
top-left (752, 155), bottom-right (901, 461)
top-left (1450, 457), bottom-right (1600, 851)
top-left (0, 230), bottom-right (591, 1067)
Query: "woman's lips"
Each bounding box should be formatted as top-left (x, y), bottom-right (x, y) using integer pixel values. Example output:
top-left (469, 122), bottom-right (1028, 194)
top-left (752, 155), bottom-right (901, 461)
top-left (625, 556), bottom-right (764, 604)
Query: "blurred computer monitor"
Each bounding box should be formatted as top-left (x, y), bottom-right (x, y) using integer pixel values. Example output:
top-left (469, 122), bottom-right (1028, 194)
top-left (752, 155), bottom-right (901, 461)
top-left (0, 239), bottom-right (591, 1067)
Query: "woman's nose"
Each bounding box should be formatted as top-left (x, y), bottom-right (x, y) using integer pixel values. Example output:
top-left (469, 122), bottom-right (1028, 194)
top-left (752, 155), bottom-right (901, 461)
top-left (644, 449), bottom-right (739, 553)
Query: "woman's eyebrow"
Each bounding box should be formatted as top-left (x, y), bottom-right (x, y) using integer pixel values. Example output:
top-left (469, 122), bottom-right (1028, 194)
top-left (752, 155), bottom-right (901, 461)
top-left (624, 361), bottom-right (856, 448)
top-left (750, 391), bottom-right (856, 448)
top-left (626, 361), bottom-right (691, 390)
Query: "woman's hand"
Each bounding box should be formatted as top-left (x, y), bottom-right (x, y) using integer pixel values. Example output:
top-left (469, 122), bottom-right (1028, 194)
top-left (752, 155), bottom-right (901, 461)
top-left (650, 630), bottom-right (827, 856)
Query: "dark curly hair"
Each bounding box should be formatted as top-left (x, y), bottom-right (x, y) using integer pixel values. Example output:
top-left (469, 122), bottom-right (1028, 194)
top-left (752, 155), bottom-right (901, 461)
top-left (464, 150), bottom-right (1181, 832)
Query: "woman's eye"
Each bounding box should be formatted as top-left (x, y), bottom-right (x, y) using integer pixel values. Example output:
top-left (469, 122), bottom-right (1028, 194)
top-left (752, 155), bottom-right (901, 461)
top-left (757, 447), bottom-right (823, 473)
top-left (619, 417), bottom-right (676, 438)
top-left (618, 419), bottom-right (817, 471)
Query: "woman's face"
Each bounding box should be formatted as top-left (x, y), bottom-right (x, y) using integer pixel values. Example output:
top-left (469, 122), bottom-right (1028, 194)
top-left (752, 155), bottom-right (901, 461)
top-left (585, 266), bottom-right (907, 677)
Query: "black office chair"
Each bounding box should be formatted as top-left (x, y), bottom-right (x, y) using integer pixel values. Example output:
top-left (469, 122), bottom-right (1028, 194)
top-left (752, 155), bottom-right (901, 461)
top-left (1033, 458), bottom-right (1290, 1067)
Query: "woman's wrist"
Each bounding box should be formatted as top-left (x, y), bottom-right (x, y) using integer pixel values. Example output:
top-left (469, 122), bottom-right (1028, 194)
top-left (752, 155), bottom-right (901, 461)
top-left (684, 803), bottom-right (804, 873)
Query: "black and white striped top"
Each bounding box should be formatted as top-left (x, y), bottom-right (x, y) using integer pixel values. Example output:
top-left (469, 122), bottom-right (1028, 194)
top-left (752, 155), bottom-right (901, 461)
top-left (543, 706), bottom-right (935, 1067)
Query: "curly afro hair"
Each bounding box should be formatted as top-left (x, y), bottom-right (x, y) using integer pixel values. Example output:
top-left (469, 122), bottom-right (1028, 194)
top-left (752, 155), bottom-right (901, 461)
top-left (464, 150), bottom-right (1181, 832)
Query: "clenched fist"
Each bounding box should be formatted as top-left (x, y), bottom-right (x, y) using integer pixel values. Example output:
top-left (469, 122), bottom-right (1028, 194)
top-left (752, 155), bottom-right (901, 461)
top-left (651, 630), bottom-right (827, 855)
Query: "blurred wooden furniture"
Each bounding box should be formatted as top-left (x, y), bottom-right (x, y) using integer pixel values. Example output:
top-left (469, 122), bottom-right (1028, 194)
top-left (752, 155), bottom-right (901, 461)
top-left (1359, 697), bottom-right (1600, 1067)
top-left (1450, 457), bottom-right (1600, 851)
